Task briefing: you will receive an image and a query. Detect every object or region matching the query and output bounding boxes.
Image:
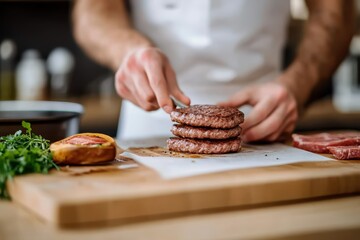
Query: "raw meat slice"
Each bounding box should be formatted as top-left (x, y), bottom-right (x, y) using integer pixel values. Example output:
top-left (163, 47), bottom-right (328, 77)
top-left (292, 132), bottom-right (360, 153)
top-left (327, 145), bottom-right (360, 160)
top-left (65, 135), bottom-right (108, 145)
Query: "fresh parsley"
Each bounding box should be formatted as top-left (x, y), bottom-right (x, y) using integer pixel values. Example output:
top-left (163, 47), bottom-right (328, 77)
top-left (0, 121), bottom-right (58, 199)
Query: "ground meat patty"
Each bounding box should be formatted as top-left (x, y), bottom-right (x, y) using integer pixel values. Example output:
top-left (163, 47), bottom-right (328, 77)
top-left (167, 137), bottom-right (241, 154)
top-left (170, 105), bottom-right (244, 129)
top-left (171, 124), bottom-right (242, 140)
top-left (327, 145), bottom-right (360, 160)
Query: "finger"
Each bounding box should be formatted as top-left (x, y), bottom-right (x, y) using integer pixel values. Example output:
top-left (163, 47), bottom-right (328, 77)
top-left (265, 112), bottom-right (296, 142)
top-left (131, 85), bottom-right (159, 111)
top-left (278, 124), bottom-right (296, 142)
top-left (217, 88), bottom-right (253, 107)
top-left (270, 122), bottom-right (296, 143)
top-left (114, 71), bottom-right (132, 100)
top-left (243, 103), bottom-right (287, 142)
top-left (132, 70), bottom-right (160, 110)
top-left (116, 66), bottom-right (138, 98)
top-left (265, 101), bottom-right (298, 142)
top-left (260, 97), bottom-right (298, 142)
top-left (265, 124), bottom-right (290, 142)
top-left (127, 89), bottom-right (159, 111)
top-left (241, 96), bottom-right (277, 131)
top-left (145, 62), bottom-right (174, 113)
top-left (115, 69), bottom-right (158, 110)
top-left (165, 64), bottom-right (191, 106)
top-left (114, 82), bottom-right (140, 108)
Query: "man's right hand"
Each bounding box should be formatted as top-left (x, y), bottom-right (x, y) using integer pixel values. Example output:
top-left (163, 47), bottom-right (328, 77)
top-left (115, 47), bottom-right (190, 113)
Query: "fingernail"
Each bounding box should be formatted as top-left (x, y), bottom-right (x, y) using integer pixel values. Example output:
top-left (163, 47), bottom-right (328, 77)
top-left (163, 105), bottom-right (172, 113)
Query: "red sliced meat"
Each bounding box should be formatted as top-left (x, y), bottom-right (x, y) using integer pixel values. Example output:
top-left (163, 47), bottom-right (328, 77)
top-left (327, 145), bottom-right (360, 160)
top-left (65, 135), bottom-right (107, 145)
top-left (292, 132), bottom-right (360, 153)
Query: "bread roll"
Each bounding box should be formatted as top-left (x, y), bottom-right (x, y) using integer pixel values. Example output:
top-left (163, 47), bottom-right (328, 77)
top-left (50, 133), bottom-right (117, 165)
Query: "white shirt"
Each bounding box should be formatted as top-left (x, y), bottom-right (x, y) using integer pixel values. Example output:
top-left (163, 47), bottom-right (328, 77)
top-left (117, 0), bottom-right (290, 140)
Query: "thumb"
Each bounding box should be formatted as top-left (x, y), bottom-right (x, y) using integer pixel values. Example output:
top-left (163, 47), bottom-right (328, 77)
top-left (218, 88), bottom-right (252, 107)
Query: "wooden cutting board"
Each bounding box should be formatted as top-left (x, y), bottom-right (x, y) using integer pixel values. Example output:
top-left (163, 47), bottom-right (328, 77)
top-left (7, 146), bottom-right (360, 227)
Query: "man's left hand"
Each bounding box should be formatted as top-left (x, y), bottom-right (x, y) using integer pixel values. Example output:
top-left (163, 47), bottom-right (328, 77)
top-left (218, 81), bottom-right (298, 142)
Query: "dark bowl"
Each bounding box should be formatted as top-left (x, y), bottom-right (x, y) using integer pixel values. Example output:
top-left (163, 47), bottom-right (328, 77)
top-left (0, 101), bottom-right (84, 142)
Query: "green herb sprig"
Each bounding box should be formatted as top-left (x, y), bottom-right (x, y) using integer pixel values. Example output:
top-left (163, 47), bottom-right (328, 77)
top-left (0, 121), bottom-right (58, 199)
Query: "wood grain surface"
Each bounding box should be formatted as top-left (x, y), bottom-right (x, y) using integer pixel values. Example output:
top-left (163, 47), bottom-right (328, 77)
top-left (6, 152), bottom-right (360, 226)
top-left (1, 194), bottom-right (360, 240)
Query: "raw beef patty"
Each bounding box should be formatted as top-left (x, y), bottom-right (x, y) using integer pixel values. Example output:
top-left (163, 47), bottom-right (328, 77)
top-left (170, 105), bottom-right (244, 129)
top-left (171, 124), bottom-right (242, 140)
top-left (167, 137), bottom-right (242, 154)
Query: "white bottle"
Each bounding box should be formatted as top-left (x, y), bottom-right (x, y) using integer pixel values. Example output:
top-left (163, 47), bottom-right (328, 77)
top-left (47, 47), bottom-right (75, 99)
top-left (16, 49), bottom-right (47, 100)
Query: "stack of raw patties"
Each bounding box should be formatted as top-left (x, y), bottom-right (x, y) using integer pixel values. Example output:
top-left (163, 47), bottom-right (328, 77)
top-left (167, 105), bottom-right (244, 154)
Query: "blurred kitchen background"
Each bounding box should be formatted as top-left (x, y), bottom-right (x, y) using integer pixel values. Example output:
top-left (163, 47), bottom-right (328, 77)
top-left (1, 0), bottom-right (360, 136)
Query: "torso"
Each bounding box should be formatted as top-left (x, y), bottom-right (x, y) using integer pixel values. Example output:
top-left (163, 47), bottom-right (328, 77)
top-left (117, 0), bottom-right (290, 140)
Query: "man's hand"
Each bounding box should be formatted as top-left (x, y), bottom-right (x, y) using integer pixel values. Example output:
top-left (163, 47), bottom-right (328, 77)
top-left (217, 0), bottom-right (354, 143)
top-left (72, 1), bottom-right (190, 114)
top-left (218, 82), bottom-right (298, 142)
top-left (115, 47), bottom-right (190, 113)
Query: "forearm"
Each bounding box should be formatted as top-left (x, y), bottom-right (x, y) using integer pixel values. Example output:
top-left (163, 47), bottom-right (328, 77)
top-left (72, 0), bottom-right (152, 71)
top-left (278, 0), bottom-right (356, 110)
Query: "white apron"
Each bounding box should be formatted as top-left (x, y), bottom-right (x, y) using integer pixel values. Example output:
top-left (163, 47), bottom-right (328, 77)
top-left (117, 0), bottom-right (290, 140)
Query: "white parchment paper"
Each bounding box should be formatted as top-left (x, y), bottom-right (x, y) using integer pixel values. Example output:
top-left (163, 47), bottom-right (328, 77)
top-left (119, 137), bottom-right (332, 179)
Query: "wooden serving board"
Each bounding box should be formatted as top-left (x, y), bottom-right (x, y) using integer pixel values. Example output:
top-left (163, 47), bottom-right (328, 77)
top-left (7, 147), bottom-right (360, 227)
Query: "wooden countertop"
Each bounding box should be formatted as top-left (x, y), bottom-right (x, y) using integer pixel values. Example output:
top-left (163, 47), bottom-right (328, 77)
top-left (1, 194), bottom-right (360, 240)
top-left (1, 97), bottom-right (360, 239)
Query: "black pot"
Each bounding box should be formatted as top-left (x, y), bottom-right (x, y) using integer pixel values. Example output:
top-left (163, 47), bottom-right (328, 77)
top-left (0, 101), bottom-right (83, 142)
